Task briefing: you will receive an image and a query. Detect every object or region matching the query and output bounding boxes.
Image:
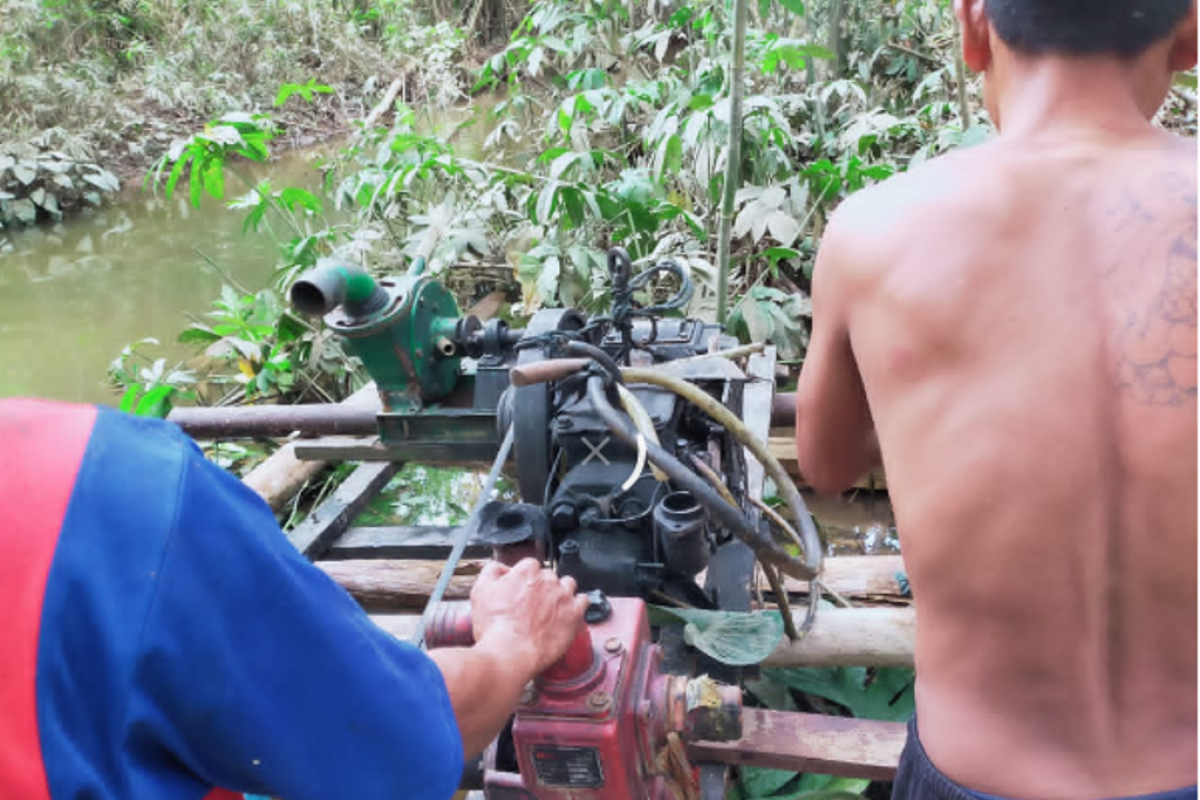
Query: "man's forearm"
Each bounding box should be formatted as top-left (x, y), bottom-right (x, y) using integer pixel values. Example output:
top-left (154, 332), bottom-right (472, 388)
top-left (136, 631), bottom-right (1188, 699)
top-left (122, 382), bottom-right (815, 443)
top-left (428, 639), bottom-right (538, 759)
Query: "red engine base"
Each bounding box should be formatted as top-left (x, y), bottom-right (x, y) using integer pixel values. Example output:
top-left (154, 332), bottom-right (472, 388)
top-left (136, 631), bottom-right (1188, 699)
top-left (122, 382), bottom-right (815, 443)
top-left (425, 596), bottom-right (742, 800)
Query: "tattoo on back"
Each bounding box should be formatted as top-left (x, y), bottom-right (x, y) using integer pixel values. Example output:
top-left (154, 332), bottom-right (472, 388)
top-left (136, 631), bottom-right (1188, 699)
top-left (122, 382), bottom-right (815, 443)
top-left (1108, 171), bottom-right (1197, 406)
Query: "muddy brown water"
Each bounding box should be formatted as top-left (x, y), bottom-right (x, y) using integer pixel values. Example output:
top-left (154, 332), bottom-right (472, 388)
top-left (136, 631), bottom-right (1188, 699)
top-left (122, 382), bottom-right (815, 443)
top-left (0, 106), bottom-right (489, 406)
top-left (0, 152), bottom-right (323, 404)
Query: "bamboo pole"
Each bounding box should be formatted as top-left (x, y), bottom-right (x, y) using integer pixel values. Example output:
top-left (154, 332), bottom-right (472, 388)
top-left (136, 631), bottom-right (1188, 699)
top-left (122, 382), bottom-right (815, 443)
top-left (715, 0), bottom-right (750, 325)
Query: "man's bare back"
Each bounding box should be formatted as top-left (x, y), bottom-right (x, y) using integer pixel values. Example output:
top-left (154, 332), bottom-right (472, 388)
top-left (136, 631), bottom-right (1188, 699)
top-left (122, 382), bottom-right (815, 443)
top-left (819, 131), bottom-right (1196, 798)
top-left (795, 4), bottom-right (1198, 796)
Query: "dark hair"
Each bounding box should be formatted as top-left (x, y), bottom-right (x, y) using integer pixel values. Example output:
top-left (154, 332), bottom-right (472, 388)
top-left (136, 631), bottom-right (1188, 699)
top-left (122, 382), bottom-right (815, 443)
top-left (985, 0), bottom-right (1191, 57)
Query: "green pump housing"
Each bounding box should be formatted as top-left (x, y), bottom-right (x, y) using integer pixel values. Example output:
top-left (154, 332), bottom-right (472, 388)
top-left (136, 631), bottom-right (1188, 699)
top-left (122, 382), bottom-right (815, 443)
top-left (291, 259), bottom-right (464, 413)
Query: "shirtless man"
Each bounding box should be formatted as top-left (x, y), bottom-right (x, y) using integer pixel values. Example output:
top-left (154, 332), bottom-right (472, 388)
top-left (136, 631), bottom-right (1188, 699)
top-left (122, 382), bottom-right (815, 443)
top-left (794, 1), bottom-right (1197, 798)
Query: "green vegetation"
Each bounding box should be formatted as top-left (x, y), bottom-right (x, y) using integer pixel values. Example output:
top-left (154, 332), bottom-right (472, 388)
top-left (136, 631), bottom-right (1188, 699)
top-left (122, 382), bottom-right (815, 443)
top-left (0, 0), bottom-right (474, 227)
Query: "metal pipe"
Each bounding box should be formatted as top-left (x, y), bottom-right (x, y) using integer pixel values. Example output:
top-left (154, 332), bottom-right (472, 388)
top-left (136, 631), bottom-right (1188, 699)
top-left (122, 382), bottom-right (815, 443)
top-left (167, 404), bottom-right (379, 439)
top-left (291, 260), bottom-right (389, 318)
top-left (772, 392), bottom-right (796, 427)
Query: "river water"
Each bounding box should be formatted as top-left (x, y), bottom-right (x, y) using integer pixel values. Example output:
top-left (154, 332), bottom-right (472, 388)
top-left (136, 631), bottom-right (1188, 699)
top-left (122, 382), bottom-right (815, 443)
top-left (0, 155), bottom-right (319, 404)
top-left (0, 106), bottom-right (486, 406)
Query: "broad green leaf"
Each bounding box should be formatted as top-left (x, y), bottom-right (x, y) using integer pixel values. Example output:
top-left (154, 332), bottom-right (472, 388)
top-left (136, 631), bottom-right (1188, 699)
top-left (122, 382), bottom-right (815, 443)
top-left (742, 765), bottom-right (795, 798)
top-left (119, 386), bottom-right (140, 413)
top-left (201, 157), bottom-right (225, 201)
top-left (13, 162), bottom-right (36, 185)
top-left (280, 187), bottom-right (322, 214)
top-left (765, 666), bottom-right (915, 722)
top-left (178, 326), bottom-right (222, 345)
top-left (767, 211), bottom-right (801, 246)
top-left (135, 385), bottom-right (175, 418)
top-left (649, 607), bottom-right (784, 666)
top-left (796, 775), bottom-right (871, 795)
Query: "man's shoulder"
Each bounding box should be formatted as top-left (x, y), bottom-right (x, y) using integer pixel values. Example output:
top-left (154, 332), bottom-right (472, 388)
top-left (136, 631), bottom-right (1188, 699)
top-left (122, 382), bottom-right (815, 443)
top-left (830, 144), bottom-right (996, 237)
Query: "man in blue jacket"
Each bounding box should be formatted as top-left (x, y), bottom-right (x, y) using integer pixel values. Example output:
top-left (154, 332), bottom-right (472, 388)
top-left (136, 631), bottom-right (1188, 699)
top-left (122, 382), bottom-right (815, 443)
top-left (0, 397), bottom-right (587, 800)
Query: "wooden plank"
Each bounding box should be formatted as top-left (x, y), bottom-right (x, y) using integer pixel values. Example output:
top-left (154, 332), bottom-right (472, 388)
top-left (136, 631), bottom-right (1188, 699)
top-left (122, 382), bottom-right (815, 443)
top-left (321, 554), bottom-right (908, 607)
top-left (325, 525), bottom-right (492, 560)
top-left (287, 462), bottom-right (400, 558)
top-left (743, 348), bottom-right (776, 505)
top-left (292, 435), bottom-right (493, 470)
top-left (370, 606), bottom-right (915, 668)
top-left (319, 558), bottom-right (484, 610)
top-left (686, 709), bottom-right (905, 781)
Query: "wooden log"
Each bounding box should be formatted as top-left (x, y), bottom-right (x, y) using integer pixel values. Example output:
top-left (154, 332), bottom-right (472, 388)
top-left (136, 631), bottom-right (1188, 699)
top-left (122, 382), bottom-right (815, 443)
top-left (783, 555), bottom-right (906, 600)
top-left (237, 384), bottom-right (381, 512)
top-left (319, 558), bottom-right (484, 610)
top-left (243, 442), bottom-right (328, 512)
top-left (320, 554), bottom-right (909, 609)
top-left (766, 607), bottom-right (914, 668)
top-left (686, 709), bottom-right (906, 781)
top-left (369, 606), bottom-right (915, 668)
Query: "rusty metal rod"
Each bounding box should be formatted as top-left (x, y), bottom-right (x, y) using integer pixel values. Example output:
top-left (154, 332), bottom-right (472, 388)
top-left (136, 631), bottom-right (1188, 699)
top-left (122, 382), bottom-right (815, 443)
top-left (166, 391), bottom-right (798, 439)
top-left (167, 404), bottom-right (380, 439)
top-left (772, 392), bottom-right (796, 427)
top-left (509, 357), bottom-right (592, 387)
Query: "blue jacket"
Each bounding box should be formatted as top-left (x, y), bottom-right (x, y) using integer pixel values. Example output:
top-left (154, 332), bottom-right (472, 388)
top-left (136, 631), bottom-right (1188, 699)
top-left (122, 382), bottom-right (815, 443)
top-left (0, 399), bottom-right (463, 800)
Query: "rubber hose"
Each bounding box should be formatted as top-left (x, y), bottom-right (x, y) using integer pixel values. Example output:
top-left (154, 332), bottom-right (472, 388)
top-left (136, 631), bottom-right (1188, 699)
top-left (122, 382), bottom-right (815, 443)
top-left (586, 376), bottom-right (817, 581)
top-left (621, 367), bottom-right (823, 579)
top-left (563, 341), bottom-right (623, 385)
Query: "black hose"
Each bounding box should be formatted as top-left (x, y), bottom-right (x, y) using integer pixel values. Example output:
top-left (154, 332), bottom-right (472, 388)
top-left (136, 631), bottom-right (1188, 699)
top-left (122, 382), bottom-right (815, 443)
top-left (564, 341), bottom-right (624, 384)
top-left (586, 376), bottom-right (816, 581)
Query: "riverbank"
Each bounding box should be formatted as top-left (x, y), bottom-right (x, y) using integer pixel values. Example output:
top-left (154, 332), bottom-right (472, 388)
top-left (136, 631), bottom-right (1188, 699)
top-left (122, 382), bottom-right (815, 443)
top-left (0, 0), bottom-right (489, 229)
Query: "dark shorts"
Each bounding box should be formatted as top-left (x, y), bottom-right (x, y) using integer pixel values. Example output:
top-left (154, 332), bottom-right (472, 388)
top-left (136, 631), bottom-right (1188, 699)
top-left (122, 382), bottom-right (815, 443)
top-left (892, 717), bottom-right (1198, 800)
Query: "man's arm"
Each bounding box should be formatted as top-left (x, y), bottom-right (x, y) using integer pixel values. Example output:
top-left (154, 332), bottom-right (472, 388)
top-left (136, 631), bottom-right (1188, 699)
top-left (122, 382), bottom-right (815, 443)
top-left (794, 208), bottom-right (880, 495)
top-left (128, 430), bottom-right (583, 800)
top-left (429, 560), bottom-right (588, 758)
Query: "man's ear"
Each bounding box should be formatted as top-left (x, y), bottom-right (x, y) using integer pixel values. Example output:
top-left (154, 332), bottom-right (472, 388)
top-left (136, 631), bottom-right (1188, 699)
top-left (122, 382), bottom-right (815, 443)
top-left (955, 0), bottom-right (991, 72)
top-left (1167, 2), bottom-right (1198, 71)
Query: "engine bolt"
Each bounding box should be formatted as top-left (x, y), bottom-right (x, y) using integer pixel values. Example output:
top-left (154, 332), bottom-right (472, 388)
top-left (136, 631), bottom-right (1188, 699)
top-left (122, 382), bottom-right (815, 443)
top-left (587, 691), bottom-right (611, 711)
top-left (604, 637), bottom-right (622, 654)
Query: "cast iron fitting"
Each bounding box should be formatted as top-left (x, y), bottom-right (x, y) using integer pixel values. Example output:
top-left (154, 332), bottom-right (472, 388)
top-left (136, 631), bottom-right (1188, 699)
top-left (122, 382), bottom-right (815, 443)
top-left (477, 502), bottom-right (548, 566)
top-left (538, 625), bottom-right (602, 689)
top-left (291, 260), bottom-right (390, 319)
top-left (423, 601), bottom-right (475, 649)
top-left (665, 675), bottom-right (743, 742)
top-left (654, 491), bottom-right (710, 577)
